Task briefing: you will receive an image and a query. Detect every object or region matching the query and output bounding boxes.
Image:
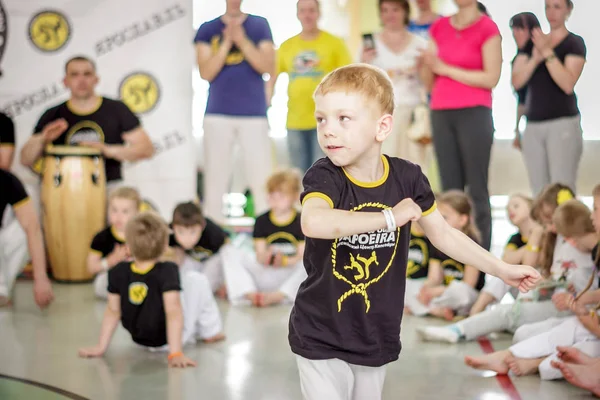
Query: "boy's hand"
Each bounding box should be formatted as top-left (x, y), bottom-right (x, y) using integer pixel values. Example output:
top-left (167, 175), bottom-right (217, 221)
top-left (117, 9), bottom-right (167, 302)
top-left (78, 345), bottom-right (105, 358)
top-left (33, 277), bottom-right (54, 309)
top-left (498, 264), bottom-right (541, 293)
top-left (552, 292), bottom-right (574, 311)
top-left (168, 354), bottom-right (197, 368)
top-left (392, 199), bottom-right (422, 228)
top-left (107, 244), bottom-right (129, 267)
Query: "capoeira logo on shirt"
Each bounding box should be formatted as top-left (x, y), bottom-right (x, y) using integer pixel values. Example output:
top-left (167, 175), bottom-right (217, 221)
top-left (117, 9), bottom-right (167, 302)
top-left (332, 202), bottom-right (399, 313)
top-left (66, 121), bottom-right (105, 144)
top-left (129, 282), bottom-right (148, 305)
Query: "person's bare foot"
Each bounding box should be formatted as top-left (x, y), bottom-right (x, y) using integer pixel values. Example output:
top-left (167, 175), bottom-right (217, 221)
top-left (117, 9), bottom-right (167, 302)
top-left (464, 350), bottom-right (511, 374)
top-left (430, 307), bottom-right (454, 321)
top-left (216, 285), bottom-right (228, 299)
top-left (551, 360), bottom-right (600, 397)
top-left (258, 291), bottom-right (285, 307)
top-left (245, 292), bottom-right (260, 307)
top-left (557, 346), bottom-right (595, 365)
top-left (202, 332), bottom-right (226, 343)
top-left (0, 296), bottom-right (12, 307)
top-left (506, 354), bottom-right (543, 376)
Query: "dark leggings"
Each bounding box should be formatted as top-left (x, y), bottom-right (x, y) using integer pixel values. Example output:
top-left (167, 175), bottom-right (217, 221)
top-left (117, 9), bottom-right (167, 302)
top-left (431, 106), bottom-right (494, 251)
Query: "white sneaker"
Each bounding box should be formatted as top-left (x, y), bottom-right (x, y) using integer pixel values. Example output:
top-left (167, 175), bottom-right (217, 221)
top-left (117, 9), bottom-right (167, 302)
top-left (416, 326), bottom-right (460, 343)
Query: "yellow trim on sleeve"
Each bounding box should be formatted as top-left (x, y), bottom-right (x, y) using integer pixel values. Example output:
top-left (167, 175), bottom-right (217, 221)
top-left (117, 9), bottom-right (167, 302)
top-left (505, 243), bottom-right (518, 251)
top-left (89, 249), bottom-right (103, 256)
top-left (12, 197), bottom-right (30, 210)
top-left (302, 192), bottom-right (334, 208)
top-left (0, 143), bottom-right (15, 148)
top-left (422, 202), bottom-right (437, 216)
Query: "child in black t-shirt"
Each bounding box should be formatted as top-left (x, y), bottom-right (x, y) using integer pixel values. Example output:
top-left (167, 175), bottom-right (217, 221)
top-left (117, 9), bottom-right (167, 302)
top-left (223, 170), bottom-right (307, 307)
top-left (167, 202), bottom-right (230, 296)
top-left (78, 212), bottom-right (223, 367)
top-left (470, 194), bottom-right (538, 315)
top-left (405, 190), bottom-right (485, 320)
top-left (289, 64), bottom-right (541, 400)
top-left (88, 187), bottom-right (140, 299)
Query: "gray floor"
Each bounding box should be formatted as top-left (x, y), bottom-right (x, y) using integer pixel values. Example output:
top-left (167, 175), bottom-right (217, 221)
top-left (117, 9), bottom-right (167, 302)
top-left (0, 282), bottom-right (593, 400)
top-left (0, 198), bottom-right (596, 400)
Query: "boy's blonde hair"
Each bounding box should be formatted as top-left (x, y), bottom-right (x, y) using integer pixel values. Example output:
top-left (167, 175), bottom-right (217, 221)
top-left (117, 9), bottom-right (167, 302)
top-left (109, 186), bottom-right (142, 210)
top-left (125, 212), bottom-right (169, 262)
top-left (266, 169), bottom-right (302, 195)
top-left (314, 64), bottom-right (395, 115)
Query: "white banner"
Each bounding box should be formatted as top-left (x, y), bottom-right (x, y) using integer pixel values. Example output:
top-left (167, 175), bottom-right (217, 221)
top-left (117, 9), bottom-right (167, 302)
top-left (0, 0), bottom-right (195, 220)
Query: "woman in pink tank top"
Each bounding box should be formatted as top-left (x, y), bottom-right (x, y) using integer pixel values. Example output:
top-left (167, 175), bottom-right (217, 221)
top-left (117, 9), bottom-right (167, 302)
top-left (419, 0), bottom-right (502, 251)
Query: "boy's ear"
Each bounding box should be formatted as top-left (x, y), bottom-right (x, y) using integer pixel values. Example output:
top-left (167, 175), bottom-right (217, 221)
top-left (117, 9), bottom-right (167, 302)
top-left (375, 113), bottom-right (393, 143)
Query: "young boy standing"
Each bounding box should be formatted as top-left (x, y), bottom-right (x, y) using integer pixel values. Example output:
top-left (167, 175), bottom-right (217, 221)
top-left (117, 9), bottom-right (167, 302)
top-left (289, 64), bottom-right (541, 399)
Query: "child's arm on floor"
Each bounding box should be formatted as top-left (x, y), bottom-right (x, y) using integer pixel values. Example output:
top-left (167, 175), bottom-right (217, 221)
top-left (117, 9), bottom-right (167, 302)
top-left (420, 210), bottom-right (541, 293)
top-left (78, 294), bottom-right (122, 358)
top-left (163, 291), bottom-right (196, 368)
top-left (302, 197), bottom-right (421, 239)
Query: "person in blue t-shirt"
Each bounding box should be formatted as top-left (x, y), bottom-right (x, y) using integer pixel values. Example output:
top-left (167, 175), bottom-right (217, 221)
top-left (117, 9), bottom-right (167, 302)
top-left (194, 0), bottom-right (275, 225)
top-left (407, 0), bottom-right (440, 41)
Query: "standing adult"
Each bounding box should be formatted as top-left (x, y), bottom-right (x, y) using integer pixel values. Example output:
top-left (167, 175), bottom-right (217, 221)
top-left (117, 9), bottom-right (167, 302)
top-left (360, 0), bottom-right (430, 168)
top-left (512, 0), bottom-right (586, 196)
top-left (267, 0), bottom-right (352, 173)
top-left (408, 0), bottom-right (440, 40)
top-left (195, 0), bottom-right (275, 224)
top-left (509, 12), bottom-right (541, 150)
top-left (20, 56), bottom-right (154, 191)
top-left (420, 0), bottom-right (502, 251)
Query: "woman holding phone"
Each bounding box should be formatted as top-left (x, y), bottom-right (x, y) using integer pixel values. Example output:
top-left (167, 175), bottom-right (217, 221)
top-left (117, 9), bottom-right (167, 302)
top-left (359, 0), bottom-right (432, 171)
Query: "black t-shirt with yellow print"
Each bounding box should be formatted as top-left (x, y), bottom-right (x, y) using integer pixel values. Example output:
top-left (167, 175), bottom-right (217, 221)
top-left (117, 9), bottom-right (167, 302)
top-left (430, 238), bottom-right (485, 290)
top-left (406, 229), bottom-right (437, 280)
top-left (168, 218), bottom-right (228, 262)
top-left (90, 226), bottom-right (126, 257)
top-left (253, 210), bottom-right (304, 257)
top-left (108, 260), bottom-right (181, 347)
top-left (505, 232), bottom-right (527, 252)
top-left (289, 155), bottom-right (436, 367)
top-left (33, 97), bottom-right (140, 182)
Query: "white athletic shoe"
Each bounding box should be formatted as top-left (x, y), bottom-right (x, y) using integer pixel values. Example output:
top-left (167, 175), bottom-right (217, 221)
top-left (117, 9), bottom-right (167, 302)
top-left (416, 326), bottom-right (460, 344)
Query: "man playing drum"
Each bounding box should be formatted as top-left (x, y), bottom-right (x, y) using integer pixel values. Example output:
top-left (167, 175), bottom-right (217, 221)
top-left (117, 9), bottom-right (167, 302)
top-left (0, 169), bottom-right (54, 308)
top-left (19, 56), bottom-right (155, 190)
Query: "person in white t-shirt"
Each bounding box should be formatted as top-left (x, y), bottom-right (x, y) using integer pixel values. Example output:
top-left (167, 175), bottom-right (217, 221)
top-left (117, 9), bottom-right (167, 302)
top-left (359, 0), bottom-right (432, 172)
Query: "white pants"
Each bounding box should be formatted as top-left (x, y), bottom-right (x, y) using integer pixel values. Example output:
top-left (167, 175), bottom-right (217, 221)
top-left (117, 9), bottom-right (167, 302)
top-left (383, 104), bottom-right (434, 175)
top-left (296, 355), bottom-right (387, 400)
top-left (458, 300), bottom-right (572, 341)
top-left (481, 274), bottom-right (513, 302)
top-left (224, 248), bottom-right (307, 305)
top-left (509, 315), bottom-right (600, 380)
top-left (180, 244), bottom-right (240, 293)
top-left (145, 269), bottom-right (223, 351)
top-left (512, 317), bottom-right (567, 344)
top-left (94, 271), bottom-right (109, 299)
top-left (405, 280), bottom-right (478, 317)
top-left (0, 213), bottom-right (29, 298)
top-left (202, 115), bottom-right (273, 225)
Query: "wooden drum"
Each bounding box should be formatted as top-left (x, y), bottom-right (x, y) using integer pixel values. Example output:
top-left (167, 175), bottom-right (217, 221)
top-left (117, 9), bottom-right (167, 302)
top-left (41, 145), bottom-right (106, 282)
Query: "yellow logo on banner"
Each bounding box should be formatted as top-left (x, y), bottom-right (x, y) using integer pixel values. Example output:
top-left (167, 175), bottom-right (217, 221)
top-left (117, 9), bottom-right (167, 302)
top-left (28, 11), bottom-right (70, 52)
top-left (119, 72), bottom-right (160, 114)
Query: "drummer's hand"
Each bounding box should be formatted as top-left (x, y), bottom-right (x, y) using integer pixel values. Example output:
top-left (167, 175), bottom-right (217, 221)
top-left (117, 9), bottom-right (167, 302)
top-left (78, 345), bottom-right (105, 358)
top-left (33, 277), bottom-right (54, 309)
top-left (80, 142), bottom-right (120, 160)
top-left (42, 119), bottom-right (68, 143)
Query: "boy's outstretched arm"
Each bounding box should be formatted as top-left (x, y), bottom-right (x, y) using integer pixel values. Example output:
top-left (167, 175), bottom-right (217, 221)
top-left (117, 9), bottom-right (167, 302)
top-left (78, 294), bottom-right (121, 357)
top-left (301, 197), bottom-right (421, 239)
top-left (163, 291), bottom-right (196, 368)
top-left (419, 209), bottom-right (541, 293)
